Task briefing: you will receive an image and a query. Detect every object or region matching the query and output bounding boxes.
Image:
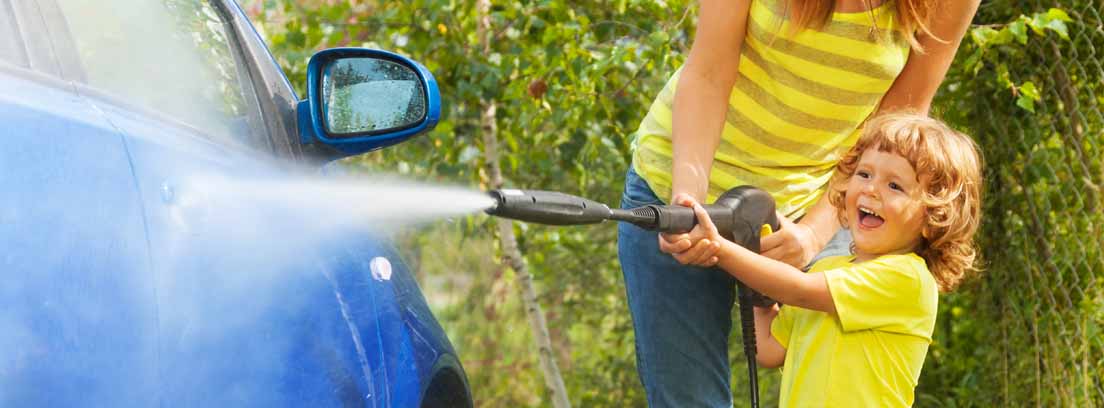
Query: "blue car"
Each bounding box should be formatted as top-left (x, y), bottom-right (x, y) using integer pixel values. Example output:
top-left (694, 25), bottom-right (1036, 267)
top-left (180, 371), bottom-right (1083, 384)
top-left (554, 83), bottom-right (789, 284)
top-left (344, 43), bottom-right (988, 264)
top-left (1, 0), bottom-right (471, 406)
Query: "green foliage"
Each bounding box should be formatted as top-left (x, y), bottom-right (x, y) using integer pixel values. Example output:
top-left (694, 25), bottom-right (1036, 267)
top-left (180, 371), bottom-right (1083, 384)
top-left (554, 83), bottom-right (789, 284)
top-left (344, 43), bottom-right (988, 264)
top-left (925, 0), bottom-right (1103, 406)
top-left (246, 0), bottom-right (1103, 406)
top-left (960, 8), bottom-right (1072, 113)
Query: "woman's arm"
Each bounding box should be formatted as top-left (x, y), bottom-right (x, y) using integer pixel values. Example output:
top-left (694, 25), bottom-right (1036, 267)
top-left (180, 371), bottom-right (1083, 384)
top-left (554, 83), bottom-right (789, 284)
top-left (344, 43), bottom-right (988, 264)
top-left (877, 0), bottom-right (981, 114)
top-left (669, 0), bottom-right (752, 202)
top-left (755, 305), bottom-right (787, 368)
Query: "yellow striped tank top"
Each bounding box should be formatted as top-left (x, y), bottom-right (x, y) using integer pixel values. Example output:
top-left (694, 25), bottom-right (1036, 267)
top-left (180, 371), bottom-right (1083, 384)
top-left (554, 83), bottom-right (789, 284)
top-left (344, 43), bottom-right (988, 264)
top-left (632, 0), bottom-right (910, 217)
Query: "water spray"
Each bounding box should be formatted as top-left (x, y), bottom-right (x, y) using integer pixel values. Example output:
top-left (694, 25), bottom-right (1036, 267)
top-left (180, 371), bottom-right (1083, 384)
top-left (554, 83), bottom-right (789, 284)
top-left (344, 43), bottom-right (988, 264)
top-left (485, 186), bottom-right (780, 408)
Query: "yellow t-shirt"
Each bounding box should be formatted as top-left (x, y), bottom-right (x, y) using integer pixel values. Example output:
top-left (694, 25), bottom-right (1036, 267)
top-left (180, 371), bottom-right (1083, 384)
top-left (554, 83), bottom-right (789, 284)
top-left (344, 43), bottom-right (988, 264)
top-left (770, 253), bottom-right (938, 407)
top-left (631, 0), bottom-right (910, 217)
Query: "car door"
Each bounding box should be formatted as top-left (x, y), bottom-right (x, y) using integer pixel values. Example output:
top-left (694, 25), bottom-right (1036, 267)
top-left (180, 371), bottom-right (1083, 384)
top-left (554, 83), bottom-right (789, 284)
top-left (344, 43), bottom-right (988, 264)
top-left (42, 0), bottom-right (392, 405)
top-left (0, 2), bottom-right (159, 405)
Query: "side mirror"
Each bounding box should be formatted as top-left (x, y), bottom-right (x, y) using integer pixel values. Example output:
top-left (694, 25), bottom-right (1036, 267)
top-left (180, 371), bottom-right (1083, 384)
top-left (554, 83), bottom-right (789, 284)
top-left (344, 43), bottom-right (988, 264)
top-left (297, 48), bottom-right (440, 157)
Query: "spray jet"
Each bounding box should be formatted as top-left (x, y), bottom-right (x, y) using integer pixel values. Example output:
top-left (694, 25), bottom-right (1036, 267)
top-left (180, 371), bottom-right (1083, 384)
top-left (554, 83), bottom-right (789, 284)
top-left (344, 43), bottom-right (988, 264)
top-left (484, 186), bottom-right (780, 408)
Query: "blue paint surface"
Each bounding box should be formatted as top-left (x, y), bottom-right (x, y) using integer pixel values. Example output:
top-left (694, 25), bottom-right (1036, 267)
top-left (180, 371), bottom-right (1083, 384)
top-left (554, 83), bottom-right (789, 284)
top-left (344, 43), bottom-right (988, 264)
top-left (0, 6), bottom-right (466, 405)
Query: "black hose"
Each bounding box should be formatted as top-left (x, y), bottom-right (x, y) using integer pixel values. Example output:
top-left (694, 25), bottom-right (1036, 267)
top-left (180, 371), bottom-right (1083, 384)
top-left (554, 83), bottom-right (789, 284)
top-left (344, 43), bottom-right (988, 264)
top-left (737, 282), bottom-right (760, 408)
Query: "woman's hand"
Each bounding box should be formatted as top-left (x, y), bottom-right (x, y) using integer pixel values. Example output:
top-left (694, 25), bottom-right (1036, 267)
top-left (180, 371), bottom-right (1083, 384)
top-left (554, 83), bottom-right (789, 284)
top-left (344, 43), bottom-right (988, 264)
top-left (658, 194), bottom-right (723, 267)
top-left (760, 213), bottom-right (822, 269)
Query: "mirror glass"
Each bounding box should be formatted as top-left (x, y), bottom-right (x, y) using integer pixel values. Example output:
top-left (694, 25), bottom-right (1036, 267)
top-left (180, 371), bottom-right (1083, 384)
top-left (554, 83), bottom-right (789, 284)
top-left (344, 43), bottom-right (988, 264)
top-left (321, 58), bottom-right (426, 136)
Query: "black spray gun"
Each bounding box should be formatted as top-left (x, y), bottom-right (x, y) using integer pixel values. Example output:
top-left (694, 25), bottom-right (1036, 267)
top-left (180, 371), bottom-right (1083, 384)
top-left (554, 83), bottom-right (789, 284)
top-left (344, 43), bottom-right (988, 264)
top-left (485, 186), bottom-right (780, 408)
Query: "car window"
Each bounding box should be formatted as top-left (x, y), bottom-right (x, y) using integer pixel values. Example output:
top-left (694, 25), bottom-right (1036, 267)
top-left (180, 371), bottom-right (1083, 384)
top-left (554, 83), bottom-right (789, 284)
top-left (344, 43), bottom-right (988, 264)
top-left (0, 0), bottom-right (29, 67)
top-left (53, 0), bottom-right (260, 147)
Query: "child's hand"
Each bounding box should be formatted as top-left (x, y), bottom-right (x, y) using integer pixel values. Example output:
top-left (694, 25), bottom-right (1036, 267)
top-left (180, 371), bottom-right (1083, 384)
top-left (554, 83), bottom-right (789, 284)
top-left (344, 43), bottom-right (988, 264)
top-left (658, 194), bottom-right (724, 267)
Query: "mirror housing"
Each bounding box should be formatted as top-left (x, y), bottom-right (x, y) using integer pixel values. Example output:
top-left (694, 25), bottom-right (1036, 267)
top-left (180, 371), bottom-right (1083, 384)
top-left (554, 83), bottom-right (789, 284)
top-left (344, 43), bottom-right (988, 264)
top-left (297, 48), bottom-right (440, 157)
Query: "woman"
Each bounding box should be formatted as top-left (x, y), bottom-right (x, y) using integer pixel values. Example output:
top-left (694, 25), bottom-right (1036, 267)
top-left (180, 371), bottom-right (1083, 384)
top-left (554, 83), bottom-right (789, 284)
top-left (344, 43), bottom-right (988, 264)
top-left (616, 0), bottom-right (980, 406)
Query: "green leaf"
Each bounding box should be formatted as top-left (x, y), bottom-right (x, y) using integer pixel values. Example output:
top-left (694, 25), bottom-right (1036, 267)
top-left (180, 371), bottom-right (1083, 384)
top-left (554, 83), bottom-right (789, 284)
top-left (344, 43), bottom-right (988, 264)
top-left (1046, 8), bottom-right (1072, 23)
top-left (970, 26), bottom-right (999, 47)
top-left (991, 27), bottom-right (1013, 45)
top-left (1046, 19), bottom-right (1070, 40)
top-left (1019, 81), bottom-right (1041, 101)
top-left (1028, 8), bottom-right (1072, 40)
top-left (1008, 20), bottom-right (1028, 44)
top-left (1016, 94), bottom-right (1036, 113)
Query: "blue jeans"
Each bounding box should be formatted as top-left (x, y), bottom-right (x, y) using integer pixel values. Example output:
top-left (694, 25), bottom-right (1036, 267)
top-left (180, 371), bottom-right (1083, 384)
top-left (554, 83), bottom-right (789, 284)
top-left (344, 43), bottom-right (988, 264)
top-left (617, 167), bottom-right (852, 407)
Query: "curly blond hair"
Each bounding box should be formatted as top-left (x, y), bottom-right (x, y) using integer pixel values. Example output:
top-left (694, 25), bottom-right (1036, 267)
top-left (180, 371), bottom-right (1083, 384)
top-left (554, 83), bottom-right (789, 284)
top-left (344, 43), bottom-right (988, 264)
top-left (828, 112), bottom-right (983, 292)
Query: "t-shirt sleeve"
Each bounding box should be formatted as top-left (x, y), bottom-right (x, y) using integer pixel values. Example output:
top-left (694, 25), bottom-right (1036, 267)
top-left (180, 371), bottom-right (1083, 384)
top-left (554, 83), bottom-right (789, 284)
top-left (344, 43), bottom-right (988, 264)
top-left (823, 255), bottom-right (935, 334)
top-left (770, 305), bottom-right (796, 348)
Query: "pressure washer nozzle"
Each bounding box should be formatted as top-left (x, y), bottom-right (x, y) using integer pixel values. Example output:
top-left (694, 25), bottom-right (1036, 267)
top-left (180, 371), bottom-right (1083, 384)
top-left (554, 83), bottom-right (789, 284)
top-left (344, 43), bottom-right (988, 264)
top-left (484, 187), bottom-right (780, 240)
top-left (485, 189), bottom-right (614, 225)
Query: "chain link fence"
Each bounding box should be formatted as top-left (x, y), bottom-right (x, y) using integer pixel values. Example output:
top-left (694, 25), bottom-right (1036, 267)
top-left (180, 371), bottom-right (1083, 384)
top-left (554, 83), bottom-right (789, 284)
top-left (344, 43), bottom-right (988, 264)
top-left (962, 0), bottom-right (1103, 405)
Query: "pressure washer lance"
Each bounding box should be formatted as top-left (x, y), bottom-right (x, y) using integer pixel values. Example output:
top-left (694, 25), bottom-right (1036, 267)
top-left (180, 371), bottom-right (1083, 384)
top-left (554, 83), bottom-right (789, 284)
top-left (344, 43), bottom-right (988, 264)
top-left (485, 186), bottom-right (781, 408)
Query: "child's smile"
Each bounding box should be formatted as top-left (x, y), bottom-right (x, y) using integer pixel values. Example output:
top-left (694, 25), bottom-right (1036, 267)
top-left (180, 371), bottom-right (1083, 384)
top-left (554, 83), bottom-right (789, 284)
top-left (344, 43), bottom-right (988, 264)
top-left (845, 149), bottom-right (927, 262)
top-left (857, 205), bottom-right (884, 228)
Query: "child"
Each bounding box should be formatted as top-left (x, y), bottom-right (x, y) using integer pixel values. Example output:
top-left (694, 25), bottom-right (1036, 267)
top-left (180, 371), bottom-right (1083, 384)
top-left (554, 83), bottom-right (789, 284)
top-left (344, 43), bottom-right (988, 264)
top-left (661, 112), bottom-right (983, 406)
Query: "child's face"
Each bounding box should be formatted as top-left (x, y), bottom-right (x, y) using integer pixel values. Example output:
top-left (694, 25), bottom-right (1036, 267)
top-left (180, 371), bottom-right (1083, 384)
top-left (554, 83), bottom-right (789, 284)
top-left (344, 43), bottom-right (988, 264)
top-left (844, 149), bottom-right (926, 261)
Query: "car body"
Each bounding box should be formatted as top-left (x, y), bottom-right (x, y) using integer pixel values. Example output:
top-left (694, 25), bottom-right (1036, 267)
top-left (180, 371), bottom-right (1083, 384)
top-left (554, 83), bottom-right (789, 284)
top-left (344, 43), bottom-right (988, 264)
top-left (0, 0), bottom-right (471, 406)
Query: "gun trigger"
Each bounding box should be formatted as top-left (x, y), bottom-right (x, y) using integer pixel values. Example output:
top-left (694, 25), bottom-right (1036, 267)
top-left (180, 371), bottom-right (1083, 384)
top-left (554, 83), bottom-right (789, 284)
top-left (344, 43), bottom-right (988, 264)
top-left (760, 224), bottom-right (773, 237)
